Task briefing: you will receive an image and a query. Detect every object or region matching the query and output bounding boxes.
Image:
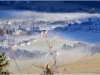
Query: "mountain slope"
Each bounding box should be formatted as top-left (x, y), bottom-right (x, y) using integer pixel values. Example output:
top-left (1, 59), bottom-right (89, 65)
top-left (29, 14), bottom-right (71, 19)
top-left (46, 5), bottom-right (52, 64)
top-left (6, 54), bottom-right (100, 74)
top-left (59, 54), bottom-right (100, 74)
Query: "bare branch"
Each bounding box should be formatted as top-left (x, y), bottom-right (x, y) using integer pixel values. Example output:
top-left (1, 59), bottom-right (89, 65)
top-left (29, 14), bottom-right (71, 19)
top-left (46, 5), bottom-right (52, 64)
top-left (8, 29), bottom-right (22, 75)
top-left (28, 66), bottom-right (33, 74)
top-left (41, 33), bottom-right (59, 74)
top-left (32, 64), bottom-right (45, 69)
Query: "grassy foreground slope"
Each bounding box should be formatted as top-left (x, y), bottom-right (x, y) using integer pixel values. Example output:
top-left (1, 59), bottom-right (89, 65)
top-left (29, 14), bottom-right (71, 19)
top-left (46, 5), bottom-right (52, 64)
top-left (59, 54), bottom-right (100, 74)
top-left (7, 54), bottom-right (100, 74)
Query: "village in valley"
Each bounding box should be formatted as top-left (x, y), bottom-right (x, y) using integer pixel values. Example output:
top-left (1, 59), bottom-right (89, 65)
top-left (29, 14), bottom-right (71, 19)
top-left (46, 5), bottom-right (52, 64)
top-left (0, 1), bottom-right (100, 74)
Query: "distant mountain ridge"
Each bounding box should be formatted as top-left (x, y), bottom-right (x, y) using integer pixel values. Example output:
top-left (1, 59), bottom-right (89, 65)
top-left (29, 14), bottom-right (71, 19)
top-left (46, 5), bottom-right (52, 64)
top-left (0, 1), bottom-right (100, 13)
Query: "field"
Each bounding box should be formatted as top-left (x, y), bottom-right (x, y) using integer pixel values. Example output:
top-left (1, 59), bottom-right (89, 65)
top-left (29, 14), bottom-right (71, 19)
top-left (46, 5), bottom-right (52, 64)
top-left (6, 54), bottom-right (100, 74)
top-left (6, 38), bottom-right (100, 74)
top-left (17, 38), bottom-right (79, 52)
top-left (59, 54), bottom-right (100, 74)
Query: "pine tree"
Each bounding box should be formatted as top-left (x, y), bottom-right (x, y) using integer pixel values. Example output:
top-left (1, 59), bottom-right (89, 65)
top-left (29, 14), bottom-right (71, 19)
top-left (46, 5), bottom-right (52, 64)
top-left (0, 52), bottom-right (10, 75)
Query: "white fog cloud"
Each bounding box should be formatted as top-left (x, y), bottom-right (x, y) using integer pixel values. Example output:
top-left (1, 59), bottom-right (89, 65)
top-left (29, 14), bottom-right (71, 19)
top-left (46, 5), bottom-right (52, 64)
top-left (0, 10), bottom-right (100, 22)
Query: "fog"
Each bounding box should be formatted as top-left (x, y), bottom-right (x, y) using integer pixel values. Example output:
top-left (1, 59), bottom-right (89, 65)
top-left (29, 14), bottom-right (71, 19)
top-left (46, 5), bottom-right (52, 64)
top-left (0, 10), bottom-right (99, 65)
top-left (1, 10), bottom-right (100, 22)
top-left (29, 45), bottom-right (92, 67)
top-left (13, 36), bottom-right (92, 65)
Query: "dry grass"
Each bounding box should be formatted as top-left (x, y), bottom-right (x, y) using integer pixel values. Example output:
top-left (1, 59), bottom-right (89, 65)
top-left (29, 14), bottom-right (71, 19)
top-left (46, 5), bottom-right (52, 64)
top-left (59, 54), bottom-right (100, 74)
top-left (6, 54), bottom-right (100, 74)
